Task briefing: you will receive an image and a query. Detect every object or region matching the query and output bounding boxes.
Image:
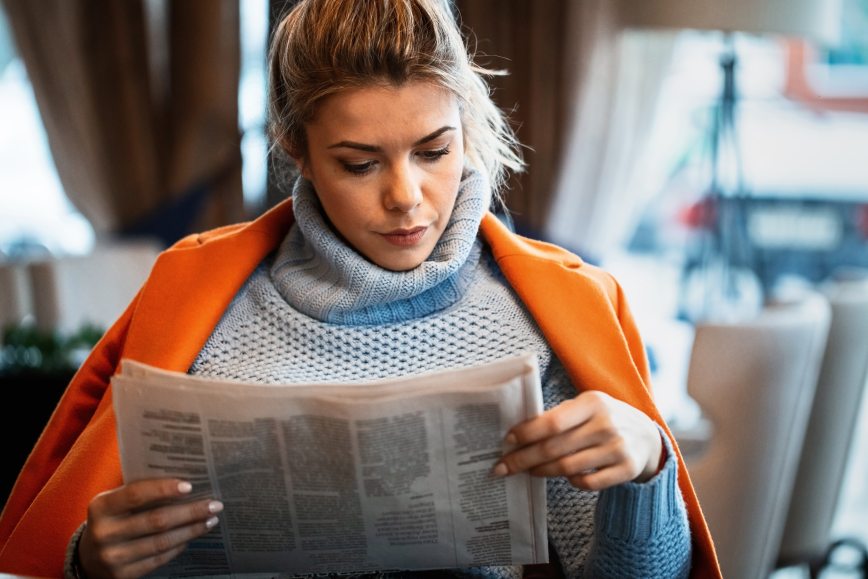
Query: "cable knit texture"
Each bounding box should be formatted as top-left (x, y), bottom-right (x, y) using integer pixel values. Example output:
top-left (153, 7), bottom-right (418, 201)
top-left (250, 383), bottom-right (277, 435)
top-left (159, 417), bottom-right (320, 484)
top-left (271, 171), bottom-right (487, 325)
top-left (543, 368), bottom-right (691, 578)
top-left (189, 171), bottom-right (691, 578)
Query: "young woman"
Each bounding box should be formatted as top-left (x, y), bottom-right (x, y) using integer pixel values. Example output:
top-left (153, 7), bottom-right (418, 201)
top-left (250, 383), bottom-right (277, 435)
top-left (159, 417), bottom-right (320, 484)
top-left (0, 1), bottom-right (720, 577)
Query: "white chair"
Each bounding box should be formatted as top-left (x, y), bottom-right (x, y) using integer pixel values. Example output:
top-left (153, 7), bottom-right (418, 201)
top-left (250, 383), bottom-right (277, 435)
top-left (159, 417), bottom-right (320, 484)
top-left (683, 293), bottom-right (831, 579)
top-left (777, 274), bottom-right (868, 573)
top-left (0, 262), bottom-right (34, 335)
top-left (27, 241), bottom-right (161, 333)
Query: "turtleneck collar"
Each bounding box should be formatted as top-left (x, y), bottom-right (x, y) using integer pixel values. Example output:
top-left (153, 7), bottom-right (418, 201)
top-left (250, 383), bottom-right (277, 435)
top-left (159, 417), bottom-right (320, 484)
top-left (270, 169), bottom-right (490, 325)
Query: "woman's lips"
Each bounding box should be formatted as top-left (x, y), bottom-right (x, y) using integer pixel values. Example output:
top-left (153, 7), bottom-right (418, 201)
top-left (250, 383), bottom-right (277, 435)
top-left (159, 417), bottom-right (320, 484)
top-left (381, 226), bottom-right (428, 246)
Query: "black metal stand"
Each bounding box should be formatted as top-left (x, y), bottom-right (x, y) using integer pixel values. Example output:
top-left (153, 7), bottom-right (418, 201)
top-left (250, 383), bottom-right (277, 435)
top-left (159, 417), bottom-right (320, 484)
top-left (677, 34), bottom-right (759, 323)
top-left (709, 35), bottom-right (753, 278)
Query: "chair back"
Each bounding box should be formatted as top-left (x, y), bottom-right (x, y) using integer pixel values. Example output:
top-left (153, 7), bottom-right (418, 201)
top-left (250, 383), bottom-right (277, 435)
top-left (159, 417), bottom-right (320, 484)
top-left (28, 241), bottom-right (160, 333)
top-left (0, 262), bottom-right (33, 335)
top-left (778, 275), bottom-right (868, 564)
top-left (685, 293), bottom-right (831, 579)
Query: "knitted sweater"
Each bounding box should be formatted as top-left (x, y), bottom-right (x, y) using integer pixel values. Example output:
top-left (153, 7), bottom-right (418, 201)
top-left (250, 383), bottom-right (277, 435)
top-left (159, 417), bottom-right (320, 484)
top-left (187, 173), bottom-right (691, 578)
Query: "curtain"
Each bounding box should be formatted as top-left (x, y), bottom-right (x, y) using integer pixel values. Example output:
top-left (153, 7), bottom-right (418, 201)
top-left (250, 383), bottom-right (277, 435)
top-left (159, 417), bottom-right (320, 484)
top-left (456, 0), bottom-right (673, 261)
top-left (2, 0), bottom-right (244, 245)
top-left (454, 0), bottom-right (573, 234)
top-left (546, 12), bottom-right (675, 261)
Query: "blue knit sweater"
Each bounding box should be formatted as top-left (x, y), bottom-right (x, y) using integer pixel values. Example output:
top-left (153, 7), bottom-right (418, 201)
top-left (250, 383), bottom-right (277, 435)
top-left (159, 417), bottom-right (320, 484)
top-left (190, 172), bottom-right (692, 578)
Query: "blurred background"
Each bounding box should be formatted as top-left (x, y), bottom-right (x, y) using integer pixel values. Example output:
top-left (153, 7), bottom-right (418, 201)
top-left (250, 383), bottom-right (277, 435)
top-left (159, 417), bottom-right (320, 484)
top-left (0, 1), bottom-right (866, 577)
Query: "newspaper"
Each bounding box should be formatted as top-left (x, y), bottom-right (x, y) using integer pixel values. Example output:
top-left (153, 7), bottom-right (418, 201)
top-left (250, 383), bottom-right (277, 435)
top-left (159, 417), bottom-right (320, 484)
top-left (111, 353), bottom-right (548, 577)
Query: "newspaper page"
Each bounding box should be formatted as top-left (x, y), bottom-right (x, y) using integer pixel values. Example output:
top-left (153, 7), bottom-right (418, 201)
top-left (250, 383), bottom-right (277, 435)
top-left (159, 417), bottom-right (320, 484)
top-left (111, 353), bottom-right (548, 577)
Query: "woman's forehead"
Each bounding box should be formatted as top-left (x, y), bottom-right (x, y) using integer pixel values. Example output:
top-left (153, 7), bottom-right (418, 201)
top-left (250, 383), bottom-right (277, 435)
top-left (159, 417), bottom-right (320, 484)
top-left (307, 81), bottom-right (461, 147)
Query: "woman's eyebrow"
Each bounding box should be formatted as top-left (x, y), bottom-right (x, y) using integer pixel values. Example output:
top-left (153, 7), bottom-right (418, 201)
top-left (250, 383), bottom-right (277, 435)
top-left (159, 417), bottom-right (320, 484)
top-left (326, 126), bottom-right (456, 152)
top-left (413, 126), bottom-right (455, 146)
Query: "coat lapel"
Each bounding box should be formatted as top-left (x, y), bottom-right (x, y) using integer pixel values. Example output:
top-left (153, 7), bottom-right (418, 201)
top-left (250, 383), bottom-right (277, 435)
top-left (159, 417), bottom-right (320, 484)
top-left (123, 199), bottom-right (296, 372)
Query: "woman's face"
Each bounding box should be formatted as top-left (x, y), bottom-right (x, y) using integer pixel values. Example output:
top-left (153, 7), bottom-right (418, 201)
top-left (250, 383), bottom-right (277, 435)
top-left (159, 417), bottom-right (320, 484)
top-left (297, 81), bottom-right (465, 271)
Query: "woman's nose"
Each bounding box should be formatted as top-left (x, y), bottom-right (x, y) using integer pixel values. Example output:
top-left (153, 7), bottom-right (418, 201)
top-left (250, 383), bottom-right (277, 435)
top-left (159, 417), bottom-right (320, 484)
top-left (383, 165), bottom-right (423, 212)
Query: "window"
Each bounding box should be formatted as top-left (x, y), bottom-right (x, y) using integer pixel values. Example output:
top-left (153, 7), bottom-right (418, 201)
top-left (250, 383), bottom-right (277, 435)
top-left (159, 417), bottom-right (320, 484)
top-left (0, 1), bottom-right (271, 257)
top-left (0, 5), bottom-right (94, 258)
top-left (612, 26), bottom-right (868, 569)
top-left (240, 0), bottom-right (269, 215)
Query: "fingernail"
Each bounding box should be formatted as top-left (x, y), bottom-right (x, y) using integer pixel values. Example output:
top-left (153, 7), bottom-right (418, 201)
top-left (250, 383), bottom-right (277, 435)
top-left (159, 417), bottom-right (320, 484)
top-left (505, 433), bottom-right (517, 445)
top-left (178, 481), bottom-right (193, 494)
top-left (205, 516), bottom-right (219, 529)
top-left (208, 500), bottom-right (224, 514)
top-left (491, 462), bottom-right (508, 477)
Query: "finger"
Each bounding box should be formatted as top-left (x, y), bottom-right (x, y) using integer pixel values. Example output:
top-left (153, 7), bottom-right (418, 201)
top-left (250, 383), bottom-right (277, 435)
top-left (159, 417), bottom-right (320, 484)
top-left (497, 423), bottom-right (605, 475)
top-left (97, 498), bottom-right (223, 545)
top-left (568, 463), bottom-right (634, 491)
top-left (507, 392), bottom-right (604, 447)
top-left (528, 445), bottom-right (618, 478)
top-left (117, 543), bottom-right (188, 579)
top-left (92, 479), bottom-right (194, 518)
top-left (107, 517), bottom-right (219, 566)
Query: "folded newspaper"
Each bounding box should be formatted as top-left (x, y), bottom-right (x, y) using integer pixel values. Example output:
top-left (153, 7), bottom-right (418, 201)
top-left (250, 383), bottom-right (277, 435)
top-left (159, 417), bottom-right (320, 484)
top-left (112, 353), bottom-right (549, 577)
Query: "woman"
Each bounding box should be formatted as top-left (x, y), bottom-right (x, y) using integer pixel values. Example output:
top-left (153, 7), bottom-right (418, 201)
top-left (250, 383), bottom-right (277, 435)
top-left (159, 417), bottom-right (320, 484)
top-left (0, 1), bottom-right (720, 577)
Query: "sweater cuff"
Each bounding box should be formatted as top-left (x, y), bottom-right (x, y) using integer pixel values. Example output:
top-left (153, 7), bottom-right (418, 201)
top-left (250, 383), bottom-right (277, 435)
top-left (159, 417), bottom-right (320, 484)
top-left (594, 426), bottom-right (684, 543)
top-left (64, 522), bottom-right (88, 579)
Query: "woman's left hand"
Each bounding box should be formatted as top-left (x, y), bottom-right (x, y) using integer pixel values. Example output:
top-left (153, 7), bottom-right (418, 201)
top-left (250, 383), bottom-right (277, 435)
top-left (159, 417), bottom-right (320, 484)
top-left (492, 390), bottom-right (664, 491)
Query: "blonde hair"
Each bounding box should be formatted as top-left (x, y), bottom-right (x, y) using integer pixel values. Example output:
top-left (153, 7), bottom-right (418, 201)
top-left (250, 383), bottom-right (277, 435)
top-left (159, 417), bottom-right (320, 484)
top-left (267, 0), bottom-right (524, 197)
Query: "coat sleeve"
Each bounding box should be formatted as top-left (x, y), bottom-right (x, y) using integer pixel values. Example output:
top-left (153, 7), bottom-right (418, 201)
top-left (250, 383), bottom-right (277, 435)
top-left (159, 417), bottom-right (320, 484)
top-left (0, 292), bottom-right (139, 575)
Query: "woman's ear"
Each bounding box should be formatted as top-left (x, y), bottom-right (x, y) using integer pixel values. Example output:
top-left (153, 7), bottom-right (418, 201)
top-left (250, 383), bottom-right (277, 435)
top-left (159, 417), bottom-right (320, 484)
top-left (294, 156), bottom-right (311, 180)
top-left (280, 136), bottom-right (310, 179)
top-left (284, 140), bottom-right (311, 180)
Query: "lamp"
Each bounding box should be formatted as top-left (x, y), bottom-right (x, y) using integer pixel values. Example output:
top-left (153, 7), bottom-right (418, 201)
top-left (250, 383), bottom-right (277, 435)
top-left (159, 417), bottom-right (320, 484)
top-left (616, 0), bottom-right (842, 323)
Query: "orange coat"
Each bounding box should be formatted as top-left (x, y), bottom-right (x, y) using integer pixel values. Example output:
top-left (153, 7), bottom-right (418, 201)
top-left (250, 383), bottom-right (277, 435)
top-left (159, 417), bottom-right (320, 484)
top-left (0, 199), bottom-right (721, 578)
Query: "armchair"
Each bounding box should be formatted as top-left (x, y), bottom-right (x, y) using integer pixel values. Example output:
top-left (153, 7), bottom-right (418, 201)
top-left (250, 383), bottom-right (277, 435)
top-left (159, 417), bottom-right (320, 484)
top-left (682, 293), bottom-right (831, 579)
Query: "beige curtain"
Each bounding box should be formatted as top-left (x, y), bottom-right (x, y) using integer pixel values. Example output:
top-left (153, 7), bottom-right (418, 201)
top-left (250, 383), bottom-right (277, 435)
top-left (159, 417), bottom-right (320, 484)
top-left (546, 9), bottom-right (676, 260)
top-left (2, 0), bottom-right (244, 242)
top-left (456, 0), bottom-right (673, 259)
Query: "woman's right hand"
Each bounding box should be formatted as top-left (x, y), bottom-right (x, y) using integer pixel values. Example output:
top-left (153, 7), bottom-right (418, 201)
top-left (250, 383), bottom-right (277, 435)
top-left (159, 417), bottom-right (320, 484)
top-left (78, 478), bottom-right (223, 579)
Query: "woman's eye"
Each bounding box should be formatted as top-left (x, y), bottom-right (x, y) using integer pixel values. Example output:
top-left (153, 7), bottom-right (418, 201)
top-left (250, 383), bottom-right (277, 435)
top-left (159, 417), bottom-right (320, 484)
top-left (342, 161), bottom-right (376, 175)
top-left (418, 146), bottom-right (450, 162)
